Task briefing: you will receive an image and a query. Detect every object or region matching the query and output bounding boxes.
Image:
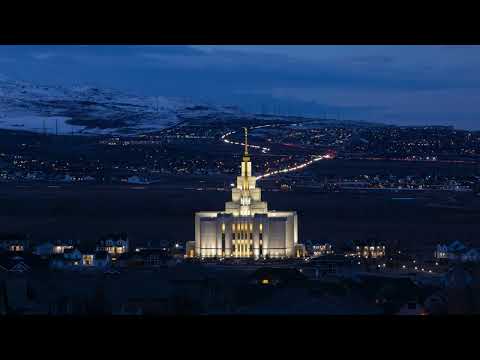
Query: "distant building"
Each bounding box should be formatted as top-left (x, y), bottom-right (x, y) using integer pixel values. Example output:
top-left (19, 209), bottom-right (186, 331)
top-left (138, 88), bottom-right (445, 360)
top-left (50, 248), bottom-right (83, 269)
top-left (351, 239), bottom-right (385, 259)
top-left (140, 248), bottom-right (174, 267)
top-left (0, 233), bottom-right (29, 253)
top-left (461, 249), bottom-right (480, 263)
top-left (63, 248), bottom-right (82, 265)
top-left (82, 254), bottom-right (95, 267)
top-left (34, 240), bottom-right (76, 257)
top-left (434, 241), bottom-right (479, 262)
top-left (311, 243), bottom-right (333, 257)
top-left (52, 240), bottom-right (75, 254)
top-left (96, 233), bottom-right (129, 259)
top-left (434, 244), bottom-right (449, 259)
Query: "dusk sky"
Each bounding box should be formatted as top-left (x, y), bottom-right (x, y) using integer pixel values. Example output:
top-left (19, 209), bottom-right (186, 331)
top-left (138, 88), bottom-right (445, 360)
top-left (1, 45), bottom-right (480, 129)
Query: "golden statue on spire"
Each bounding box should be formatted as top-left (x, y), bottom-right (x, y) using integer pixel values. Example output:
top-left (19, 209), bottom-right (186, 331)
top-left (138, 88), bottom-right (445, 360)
top-left (244, 127), bottom-right (248, 155)
top-left (243, 127), bottom-right (250, 160)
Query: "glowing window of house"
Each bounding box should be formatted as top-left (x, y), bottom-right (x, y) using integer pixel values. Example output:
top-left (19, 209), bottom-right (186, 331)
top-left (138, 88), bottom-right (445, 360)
top-left (83, 255), bottom-right (94, 266)
top-left (261, 279), bottom-right (269, 285)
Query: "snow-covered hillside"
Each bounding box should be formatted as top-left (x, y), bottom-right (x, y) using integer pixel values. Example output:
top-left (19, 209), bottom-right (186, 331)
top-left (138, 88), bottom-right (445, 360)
top-left (0, 77), bottom-right (245, 136)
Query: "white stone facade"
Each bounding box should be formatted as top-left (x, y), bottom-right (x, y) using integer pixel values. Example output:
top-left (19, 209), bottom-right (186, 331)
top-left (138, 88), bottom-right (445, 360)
top-left (192, 129), bottom-right (300, 259)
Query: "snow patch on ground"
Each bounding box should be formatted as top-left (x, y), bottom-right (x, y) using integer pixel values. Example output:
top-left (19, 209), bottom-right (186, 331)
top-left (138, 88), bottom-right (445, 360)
top-left (0, 114), bottom-right (84, 134)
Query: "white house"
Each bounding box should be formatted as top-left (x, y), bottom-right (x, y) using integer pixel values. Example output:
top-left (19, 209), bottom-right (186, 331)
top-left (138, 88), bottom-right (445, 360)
top-left (49, 247), bottom-right (83, 269)
top-left (434, 244), bottom-right (449, 259)
top-left (434, 241), bottom-right (480, 263)
top-left (96, 233), bottom-right (129, 259)
top-left (80, 251), bottom-right (112, 268)
top-left (461, 249), bottom-right (480, 263)
top-left (63, 248), bottom-right (82, 264)
top-left (435, 241), bottom-right (468, 260)
top-left (82, 254), bottom-right (95, 266)
top-left (52, 241), bottom-right (75, 254)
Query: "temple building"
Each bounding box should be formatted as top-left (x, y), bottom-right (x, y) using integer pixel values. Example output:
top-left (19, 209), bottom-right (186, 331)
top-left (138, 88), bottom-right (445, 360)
top-left (187, 128), bottom-right (304, 259)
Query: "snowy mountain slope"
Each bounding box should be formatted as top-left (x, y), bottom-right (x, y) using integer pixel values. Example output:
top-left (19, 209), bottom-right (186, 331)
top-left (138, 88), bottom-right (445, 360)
top-left (0, 78), bottom-right (244, 136)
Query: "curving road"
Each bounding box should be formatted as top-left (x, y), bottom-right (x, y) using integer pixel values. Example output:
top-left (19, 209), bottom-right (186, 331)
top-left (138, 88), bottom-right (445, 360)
top-left (221, 125), bottom-right (332, 180)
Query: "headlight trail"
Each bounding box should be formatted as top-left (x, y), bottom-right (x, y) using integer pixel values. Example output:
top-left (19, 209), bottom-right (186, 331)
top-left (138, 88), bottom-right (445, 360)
top-left (220, 125), bottom-right (332, 180)
top-left (255, 154), bottom-right (332, 180)
top-left (220, 126), bottom-right (271, 154)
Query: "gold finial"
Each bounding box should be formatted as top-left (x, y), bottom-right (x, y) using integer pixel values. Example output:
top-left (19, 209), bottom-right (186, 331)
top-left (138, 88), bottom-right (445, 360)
top-left (243, 127), bottom-right (248, 156)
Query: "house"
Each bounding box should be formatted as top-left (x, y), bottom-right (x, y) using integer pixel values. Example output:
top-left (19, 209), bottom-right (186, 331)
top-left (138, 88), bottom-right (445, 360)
top-left (434, 244), bottom-right (449, 259)
top-left (52, 240), bottom-right (75, 254)
top-left (96, 233), bottom-right (129, 259)
top-left (171, 243), bottom-right (185, 259)
top-left (435, 241), bottom-right (480, 263)
top-left (140, 248), bottom-right (174, 267)
top-left (311, 243), bottom-right (333, 257)
top-left (49, 247), bottom-right (84, 269)
top-left (82, 253), bottom-right (95, 266)
top-left (63, 248), bottom-right (82, 265)
top-left (0, 233), bottom-right (29, 253)
top-left (461, 249), bottom-right (480, 263)
top-left (34, 240), bottom-right (77, 258)
top-left (351, 238), bottom-right (385, 259)
top-left (435, 241), bottom-right (467, 261)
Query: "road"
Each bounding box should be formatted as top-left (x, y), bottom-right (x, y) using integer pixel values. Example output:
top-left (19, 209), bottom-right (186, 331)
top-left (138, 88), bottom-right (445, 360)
top-left (221, 125), bottom-right (332, 180)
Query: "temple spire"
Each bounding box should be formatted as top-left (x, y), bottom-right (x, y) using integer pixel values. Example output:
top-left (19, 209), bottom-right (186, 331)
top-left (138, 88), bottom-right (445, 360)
top-left (243, 127), bottom-right (249, 156)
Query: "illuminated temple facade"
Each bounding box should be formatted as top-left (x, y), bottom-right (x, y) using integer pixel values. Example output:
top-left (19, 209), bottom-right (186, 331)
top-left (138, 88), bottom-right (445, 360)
top-left (187, 129), bottom-right (304, 259)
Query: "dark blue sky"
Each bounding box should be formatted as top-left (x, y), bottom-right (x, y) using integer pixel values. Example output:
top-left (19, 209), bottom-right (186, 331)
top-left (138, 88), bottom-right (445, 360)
top-left (1, 45), bottom-right (480, 129)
